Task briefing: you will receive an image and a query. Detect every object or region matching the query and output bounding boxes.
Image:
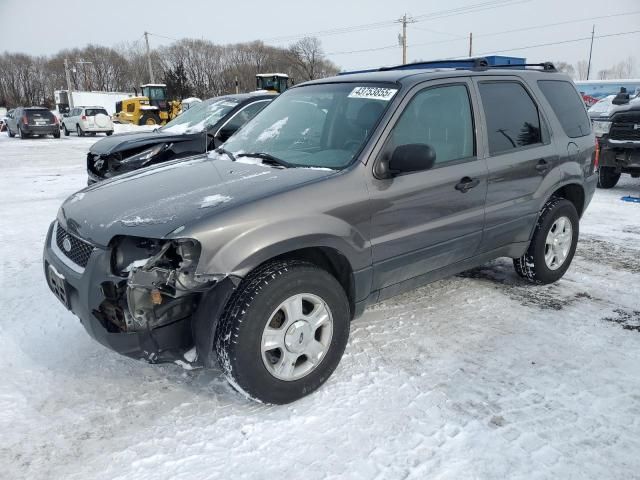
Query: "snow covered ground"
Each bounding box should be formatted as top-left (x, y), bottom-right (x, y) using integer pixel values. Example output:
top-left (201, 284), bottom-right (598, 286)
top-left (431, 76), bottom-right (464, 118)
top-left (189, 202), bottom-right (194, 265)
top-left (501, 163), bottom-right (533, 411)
top-left (1, 131), bottom-right (639, 480)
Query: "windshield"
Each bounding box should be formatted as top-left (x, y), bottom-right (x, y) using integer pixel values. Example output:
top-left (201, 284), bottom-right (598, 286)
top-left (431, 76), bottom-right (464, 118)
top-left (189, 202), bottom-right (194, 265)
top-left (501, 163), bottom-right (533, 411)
top-left (222, 83), bottom-right (397, 169)
top-left (161, 97), bottom-right (241, 134)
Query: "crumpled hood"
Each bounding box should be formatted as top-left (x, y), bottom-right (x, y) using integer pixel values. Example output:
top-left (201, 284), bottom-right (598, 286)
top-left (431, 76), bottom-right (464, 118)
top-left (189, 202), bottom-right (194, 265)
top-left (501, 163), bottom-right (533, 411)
top-left (89, 130), bottom-right (204, 155)
top-left (59, 155), bottom-right (334, 246)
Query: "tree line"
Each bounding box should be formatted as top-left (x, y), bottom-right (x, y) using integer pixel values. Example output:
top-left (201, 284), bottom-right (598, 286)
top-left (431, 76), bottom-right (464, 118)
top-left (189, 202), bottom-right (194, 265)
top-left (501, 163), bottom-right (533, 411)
top-left (0, 37), bottom-right (338, 108)
top-left (554, 56), bottom-right (637, 81)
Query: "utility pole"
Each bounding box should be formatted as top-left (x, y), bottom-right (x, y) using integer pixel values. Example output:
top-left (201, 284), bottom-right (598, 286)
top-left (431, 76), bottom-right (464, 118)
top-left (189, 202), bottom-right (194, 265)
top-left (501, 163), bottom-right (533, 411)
top-left (468, 32), bottom-right (473, 57)
top-left (397, 14), bottom-right (415, 64)
top-left (64, 58), bottom-right (74, 109)
top-left (144, 31), bottom-right (155, 83)
top-left (586, 24), bottom-right (595, 80)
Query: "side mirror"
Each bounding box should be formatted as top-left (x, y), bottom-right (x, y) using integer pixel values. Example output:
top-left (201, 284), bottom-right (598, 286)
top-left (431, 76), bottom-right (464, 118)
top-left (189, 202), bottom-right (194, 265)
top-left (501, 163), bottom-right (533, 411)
top-left (377, 144), bottom-right (436, 178)
top-left (612, 93), bottom-right (630, 105)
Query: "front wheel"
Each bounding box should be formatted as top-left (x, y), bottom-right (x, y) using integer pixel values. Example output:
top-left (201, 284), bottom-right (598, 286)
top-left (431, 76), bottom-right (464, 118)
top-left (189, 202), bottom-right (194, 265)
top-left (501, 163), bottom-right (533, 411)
top-left (139, 112), bottom-right (161, 126)
top-left (215, 260), bottom-right (350, 404)
top-left (514, 198), bottom-right (579, 284)
top-left (106, 131), bottom-right (113, 136)
top-left (597, 167), bottom-right (620, 189)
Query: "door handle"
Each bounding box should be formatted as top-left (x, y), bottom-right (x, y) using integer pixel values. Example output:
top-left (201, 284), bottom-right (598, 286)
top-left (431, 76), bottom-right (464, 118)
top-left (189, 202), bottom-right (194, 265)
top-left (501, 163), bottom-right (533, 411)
top-left (455, 176), bottom-right (480, 193)
top-left (535, 159), bottom-right (549, 173)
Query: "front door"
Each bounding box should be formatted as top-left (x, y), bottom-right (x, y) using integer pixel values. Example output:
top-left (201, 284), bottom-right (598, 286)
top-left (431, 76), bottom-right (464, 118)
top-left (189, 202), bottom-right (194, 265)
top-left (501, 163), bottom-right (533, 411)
top-left (368, 79), bottom-right (488, 292)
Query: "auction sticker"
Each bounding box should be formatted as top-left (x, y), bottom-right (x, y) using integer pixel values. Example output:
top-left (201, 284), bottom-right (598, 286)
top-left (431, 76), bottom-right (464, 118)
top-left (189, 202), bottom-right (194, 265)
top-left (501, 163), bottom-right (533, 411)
top-left (348, 86), bottom-right (397, 101)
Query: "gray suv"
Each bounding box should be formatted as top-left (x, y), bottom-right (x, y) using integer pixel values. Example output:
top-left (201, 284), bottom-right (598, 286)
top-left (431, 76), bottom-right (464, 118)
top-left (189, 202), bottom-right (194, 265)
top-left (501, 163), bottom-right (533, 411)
top-left (43, 59), bottom-right (597, 404)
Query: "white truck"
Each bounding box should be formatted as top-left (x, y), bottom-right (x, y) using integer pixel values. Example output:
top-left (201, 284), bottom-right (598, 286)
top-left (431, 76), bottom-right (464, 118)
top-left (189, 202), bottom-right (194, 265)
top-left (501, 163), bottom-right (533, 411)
top-left (54, 90), bottom-right (133, 116)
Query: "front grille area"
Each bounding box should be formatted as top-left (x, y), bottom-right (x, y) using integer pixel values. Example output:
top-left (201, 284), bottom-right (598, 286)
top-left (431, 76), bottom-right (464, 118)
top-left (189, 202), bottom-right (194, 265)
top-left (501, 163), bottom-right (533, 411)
top-left (610, 123), bottom-right (640, 141)
top-left (55, 223), bottom-right (94, 268)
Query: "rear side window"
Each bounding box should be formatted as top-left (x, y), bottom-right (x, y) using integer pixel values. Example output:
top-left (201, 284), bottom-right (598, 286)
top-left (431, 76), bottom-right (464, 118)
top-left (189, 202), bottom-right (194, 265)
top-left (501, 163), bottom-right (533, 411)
top-left (478, 81), bottom-right (542, 155)
top-left (537, 80), bottom-right (591, 138)
top-left (85, 108), bottom-right (108, 117)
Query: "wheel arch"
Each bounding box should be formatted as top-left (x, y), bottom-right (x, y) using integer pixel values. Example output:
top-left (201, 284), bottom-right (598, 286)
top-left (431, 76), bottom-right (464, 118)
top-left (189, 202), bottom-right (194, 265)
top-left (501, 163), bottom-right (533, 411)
top-left (550, 182), bottom-right (585, 217)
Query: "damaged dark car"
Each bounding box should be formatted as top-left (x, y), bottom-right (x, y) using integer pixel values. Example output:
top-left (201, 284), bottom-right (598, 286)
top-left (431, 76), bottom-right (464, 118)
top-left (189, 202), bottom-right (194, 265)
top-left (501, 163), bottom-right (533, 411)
top-left (45, 62), bottom-right (596, 404)
top-left (86, 93), bottom-right (273, 184)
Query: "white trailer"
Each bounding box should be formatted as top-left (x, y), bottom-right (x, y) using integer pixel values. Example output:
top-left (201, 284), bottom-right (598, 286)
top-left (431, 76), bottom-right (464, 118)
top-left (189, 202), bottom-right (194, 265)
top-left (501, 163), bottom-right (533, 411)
top-left (54, 90), bottom-right (134, 116)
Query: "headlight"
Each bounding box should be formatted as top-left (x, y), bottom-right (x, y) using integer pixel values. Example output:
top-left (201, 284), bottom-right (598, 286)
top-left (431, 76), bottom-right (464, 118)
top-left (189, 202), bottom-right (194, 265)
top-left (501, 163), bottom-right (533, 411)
top-left (592, 121), bottom-right (612, 137)
top-left (121, 144), bottom-right (166, 166)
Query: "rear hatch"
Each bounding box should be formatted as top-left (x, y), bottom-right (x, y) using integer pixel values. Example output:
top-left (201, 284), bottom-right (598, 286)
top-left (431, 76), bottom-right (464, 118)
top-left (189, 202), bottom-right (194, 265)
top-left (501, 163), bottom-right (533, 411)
top-left (84, 108), bottom-right (110, 129)
top-left (26, 109), bottom-right (55, 126)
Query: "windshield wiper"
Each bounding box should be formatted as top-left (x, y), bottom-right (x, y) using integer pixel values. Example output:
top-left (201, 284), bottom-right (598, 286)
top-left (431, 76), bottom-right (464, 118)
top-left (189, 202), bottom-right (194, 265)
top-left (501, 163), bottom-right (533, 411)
top-left (236, 152), bottom-right (293, 168)
top-left (214, 147), bottom-right (236, 161)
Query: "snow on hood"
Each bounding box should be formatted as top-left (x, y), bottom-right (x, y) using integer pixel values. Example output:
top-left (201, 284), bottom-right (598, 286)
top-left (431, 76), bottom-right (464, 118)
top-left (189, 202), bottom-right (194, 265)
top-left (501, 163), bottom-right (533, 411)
top-left (58, 156), bottom-right (335, 246)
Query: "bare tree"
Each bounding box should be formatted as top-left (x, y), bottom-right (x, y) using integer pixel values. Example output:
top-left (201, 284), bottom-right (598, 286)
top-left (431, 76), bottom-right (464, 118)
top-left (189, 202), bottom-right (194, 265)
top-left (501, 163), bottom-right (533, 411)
top-left (554, 61), bottom-right (575, 79)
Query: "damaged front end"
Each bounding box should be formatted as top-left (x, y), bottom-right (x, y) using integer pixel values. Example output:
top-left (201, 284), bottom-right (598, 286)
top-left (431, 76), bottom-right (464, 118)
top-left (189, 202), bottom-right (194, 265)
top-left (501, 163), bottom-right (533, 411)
top-left (93, 236), bottom-right (221, 364)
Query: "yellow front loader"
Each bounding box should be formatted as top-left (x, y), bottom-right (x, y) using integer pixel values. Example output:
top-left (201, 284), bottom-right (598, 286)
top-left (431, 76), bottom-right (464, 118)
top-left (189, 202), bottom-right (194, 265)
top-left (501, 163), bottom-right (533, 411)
top-left (114, 84), bottom-right (181, 126)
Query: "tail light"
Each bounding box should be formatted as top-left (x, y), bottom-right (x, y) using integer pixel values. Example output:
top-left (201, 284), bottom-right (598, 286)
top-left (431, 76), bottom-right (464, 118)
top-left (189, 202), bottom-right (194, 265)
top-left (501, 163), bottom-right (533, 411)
top-left (52, 115), bottom-right (59, 125)
top-left (22, 115), bottom-right (28, 125)
top-left (81, 115), bottom-right (87, 120)
top-left (593, 139), bottom-right (600, 170)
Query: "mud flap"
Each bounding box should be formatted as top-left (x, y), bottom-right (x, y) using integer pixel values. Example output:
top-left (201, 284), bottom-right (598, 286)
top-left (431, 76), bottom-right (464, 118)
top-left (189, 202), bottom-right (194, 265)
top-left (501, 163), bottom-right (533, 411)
top-left (191, 278), bottom-right (237, 368)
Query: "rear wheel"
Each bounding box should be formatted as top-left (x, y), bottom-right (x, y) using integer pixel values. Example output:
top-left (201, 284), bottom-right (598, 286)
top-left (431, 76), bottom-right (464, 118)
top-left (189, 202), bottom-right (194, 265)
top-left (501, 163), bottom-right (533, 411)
top-left (76, 124), bottom-right (84, 137)
top-left (53, 130), bottom-right (60, 139)
top-left (139, 112), bottom-right (161, 126)
top-left (106, 131), bottom-right (113, 136)
top-left (63, 124), bottom-right (70, 136)
top-left (18, 126), bottom-right (27, 139)
top-left (215, 260), bottom-right (350, 404)
top-left (514, 198), bottom-right (579, 285)
top-left (597, 167), bottom-right (620, 189)
top-left (7, 126), bottom-right (14, 137)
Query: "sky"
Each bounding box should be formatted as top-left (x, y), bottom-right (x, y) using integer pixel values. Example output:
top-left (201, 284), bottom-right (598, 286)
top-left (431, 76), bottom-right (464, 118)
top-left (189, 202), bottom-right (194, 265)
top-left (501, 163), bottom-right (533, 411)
top-left (1, 0), bottom-right (638, 76)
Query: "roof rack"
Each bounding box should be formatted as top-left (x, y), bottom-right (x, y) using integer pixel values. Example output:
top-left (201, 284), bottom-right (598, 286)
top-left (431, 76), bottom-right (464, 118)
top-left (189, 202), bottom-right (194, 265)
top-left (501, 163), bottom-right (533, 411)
top-left (377, 58), bottom-right (556, 73)
top-left (378, 57), bottom-right (490, 71)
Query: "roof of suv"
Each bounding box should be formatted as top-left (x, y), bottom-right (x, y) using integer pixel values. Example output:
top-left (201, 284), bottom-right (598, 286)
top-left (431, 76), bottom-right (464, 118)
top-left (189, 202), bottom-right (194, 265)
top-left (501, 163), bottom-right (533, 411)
top-left (300, 62), bottom-right (570, 89)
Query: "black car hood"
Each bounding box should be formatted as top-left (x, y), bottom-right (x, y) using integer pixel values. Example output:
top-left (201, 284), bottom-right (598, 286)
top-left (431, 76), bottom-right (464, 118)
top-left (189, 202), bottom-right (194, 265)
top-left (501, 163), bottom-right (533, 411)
top-left (59, 156), bottom-right (335, 246)
top-left (89, 130), bottom-right (205, 155)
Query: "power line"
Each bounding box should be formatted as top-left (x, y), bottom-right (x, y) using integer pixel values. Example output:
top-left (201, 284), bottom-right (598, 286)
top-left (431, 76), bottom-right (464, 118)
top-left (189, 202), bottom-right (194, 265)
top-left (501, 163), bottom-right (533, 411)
top-left (261, 0), bottom-right (525, 43)
top-left (326, 10), bottom-right (640, 56)
top-left (453, 29), bottom-right (640, 58)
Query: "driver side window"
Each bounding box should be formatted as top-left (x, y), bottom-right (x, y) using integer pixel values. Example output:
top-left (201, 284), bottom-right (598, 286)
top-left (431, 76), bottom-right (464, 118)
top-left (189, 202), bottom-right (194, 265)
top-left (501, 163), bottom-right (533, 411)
top-left (390, 84), bottom-right (475, 166)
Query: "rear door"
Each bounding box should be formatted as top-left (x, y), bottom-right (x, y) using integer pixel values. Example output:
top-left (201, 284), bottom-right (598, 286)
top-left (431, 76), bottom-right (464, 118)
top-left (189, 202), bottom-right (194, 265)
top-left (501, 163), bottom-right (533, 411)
top-left (368, 78), bottom-right (488, 291)
top-left (473, 76), bottom-right (557, 252)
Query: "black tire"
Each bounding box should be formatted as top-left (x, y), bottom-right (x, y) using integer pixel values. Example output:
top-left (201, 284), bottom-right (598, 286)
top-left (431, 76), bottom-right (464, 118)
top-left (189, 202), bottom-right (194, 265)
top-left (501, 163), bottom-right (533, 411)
top-left (215, 260), bottom-right (350, 404)
top-left (597, 167), bottom-right (620, 189)
top-left (63, 124), bottom-right (70, 136)
top-left (18, 126), bottom-right (27, 139)
top-left (76, 124), bottom-right (84, 137)
top-left (7, 127), bottom-right (14, 138)
top-left (53, 130), bottom-right (60, 139)
top-left (514, 197), bottom-right (579, 285)
top-left (138, 112), bottom-right (161, 126)
top-left (106, 131), bottom-right (113, 136)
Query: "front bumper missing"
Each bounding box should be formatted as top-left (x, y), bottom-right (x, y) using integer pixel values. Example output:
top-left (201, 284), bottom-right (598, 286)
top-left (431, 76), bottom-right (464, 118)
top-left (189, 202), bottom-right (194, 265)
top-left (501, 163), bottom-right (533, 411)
top-left (43, 222), bottom-right (196, 363)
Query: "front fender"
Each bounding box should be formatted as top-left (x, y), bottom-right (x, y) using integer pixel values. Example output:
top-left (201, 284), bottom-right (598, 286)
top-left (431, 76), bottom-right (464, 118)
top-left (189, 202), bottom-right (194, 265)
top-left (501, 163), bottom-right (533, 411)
top-left (196, 214), bottom-right (371, 279)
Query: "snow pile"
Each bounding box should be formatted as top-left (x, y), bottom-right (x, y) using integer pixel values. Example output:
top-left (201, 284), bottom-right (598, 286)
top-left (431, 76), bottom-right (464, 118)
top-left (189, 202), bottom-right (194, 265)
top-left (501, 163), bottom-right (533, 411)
top-left (256, 117), bottom-right (288, 142)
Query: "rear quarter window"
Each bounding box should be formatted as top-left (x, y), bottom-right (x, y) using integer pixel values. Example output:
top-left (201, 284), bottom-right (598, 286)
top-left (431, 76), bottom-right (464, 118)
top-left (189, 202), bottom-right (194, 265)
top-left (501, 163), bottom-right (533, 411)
top-left (537, 80), bottom-right (591, 138)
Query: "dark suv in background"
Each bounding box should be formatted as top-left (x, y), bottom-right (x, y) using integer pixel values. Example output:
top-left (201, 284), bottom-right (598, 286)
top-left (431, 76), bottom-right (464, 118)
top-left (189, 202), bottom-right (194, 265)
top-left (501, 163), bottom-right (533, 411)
top-left (591, 89), bottom-right (640, 188)
top-left (6, 107), bottom-right (60, 138)
top-left (44, 59), bottom-right (596, 404)
top-left (86, 93), bottom-right (273, 183)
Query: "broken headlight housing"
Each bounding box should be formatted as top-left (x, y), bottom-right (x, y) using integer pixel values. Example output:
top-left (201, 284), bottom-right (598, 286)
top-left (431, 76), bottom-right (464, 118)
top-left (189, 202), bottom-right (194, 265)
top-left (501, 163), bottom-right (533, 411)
top-left (119, 143), bottom-right (167, 168)
top-left (107, 236), bottom-right (217, 333)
